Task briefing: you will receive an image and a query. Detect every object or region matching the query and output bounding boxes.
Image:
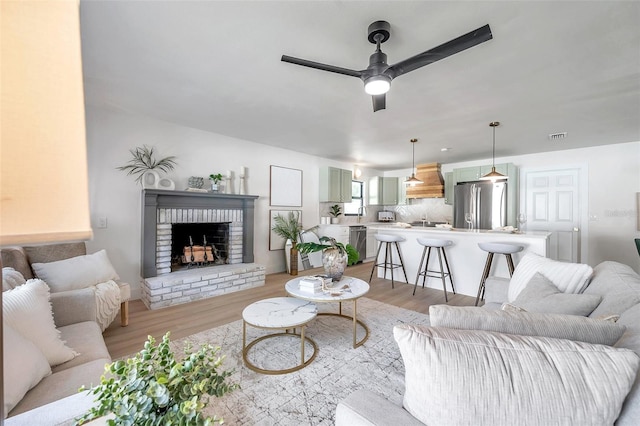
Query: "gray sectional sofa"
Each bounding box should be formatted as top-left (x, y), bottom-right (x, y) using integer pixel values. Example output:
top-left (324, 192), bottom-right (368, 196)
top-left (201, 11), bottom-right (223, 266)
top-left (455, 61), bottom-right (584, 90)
top-left (336, 260), bottom-right (640, 425)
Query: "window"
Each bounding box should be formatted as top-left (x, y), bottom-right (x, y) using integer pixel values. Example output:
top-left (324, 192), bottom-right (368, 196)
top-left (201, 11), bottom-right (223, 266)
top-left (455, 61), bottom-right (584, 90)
top-left (344, 181), bottom-right (364, 215)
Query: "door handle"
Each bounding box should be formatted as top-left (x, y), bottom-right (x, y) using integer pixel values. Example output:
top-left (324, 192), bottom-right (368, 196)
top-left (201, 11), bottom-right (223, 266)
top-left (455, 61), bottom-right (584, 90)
top-left (573, 227), bottom-right (579, 232)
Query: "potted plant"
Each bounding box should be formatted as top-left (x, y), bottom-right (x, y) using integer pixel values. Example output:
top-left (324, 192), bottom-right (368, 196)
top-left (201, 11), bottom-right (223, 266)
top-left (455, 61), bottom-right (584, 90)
top-left (298, 237), bottom-right (359, 281)
top-left (77, 332), bottom-right (238, 425)
top-left (117, 145), bottom-right (177, 184)
top-left (209, 173), bottom-right (224, 192)
top-left (271, 211), bottom-right (302, 275)
top-left (329, 204), bottom-right (342, 224)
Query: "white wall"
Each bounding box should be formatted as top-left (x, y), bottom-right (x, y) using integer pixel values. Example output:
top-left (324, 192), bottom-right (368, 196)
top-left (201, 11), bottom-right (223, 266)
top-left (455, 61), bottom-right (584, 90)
top-left (84, 106), bottom-right (380, 298)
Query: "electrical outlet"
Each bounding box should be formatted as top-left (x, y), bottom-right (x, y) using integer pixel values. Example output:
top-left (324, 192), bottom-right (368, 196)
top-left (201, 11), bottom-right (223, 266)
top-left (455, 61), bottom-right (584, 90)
top-left (97, 216), bottom-right (108, 229)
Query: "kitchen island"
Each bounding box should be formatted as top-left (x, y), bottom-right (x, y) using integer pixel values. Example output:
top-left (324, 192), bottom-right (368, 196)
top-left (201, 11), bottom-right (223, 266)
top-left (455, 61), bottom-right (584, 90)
top-left (366, 225), bottom-right (550, 298)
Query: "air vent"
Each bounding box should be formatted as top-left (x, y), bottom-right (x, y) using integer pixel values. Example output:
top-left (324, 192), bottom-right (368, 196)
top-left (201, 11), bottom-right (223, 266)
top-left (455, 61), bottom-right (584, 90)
top-left (548, 132), bottom-right (568, 141)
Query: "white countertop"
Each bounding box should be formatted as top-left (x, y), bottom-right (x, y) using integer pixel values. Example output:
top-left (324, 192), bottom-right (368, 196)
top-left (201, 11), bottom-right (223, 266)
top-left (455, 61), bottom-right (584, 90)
top-left (366, 224), bottom-right (550, 239)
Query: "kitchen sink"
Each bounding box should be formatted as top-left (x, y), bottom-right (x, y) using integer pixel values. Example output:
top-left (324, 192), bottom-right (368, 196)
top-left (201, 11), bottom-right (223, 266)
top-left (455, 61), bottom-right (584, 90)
top-left (410, 221), bottom-right (448, 227)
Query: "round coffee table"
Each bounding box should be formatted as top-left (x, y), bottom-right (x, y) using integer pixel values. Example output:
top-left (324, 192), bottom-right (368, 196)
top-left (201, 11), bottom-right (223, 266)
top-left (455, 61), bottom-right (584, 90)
top-left (285, 276), bottom-right (370, 348)
top-left (242, 297), bottom-right (318, 375)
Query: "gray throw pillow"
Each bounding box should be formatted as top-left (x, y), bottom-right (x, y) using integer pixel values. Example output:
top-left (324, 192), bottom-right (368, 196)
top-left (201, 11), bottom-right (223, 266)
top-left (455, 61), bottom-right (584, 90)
top-left (429, 305), bottom-right (626, 346)
top-left (513, 272), bottom-right (602, 316)
top-left (394, 324), bottom-right (640, 426)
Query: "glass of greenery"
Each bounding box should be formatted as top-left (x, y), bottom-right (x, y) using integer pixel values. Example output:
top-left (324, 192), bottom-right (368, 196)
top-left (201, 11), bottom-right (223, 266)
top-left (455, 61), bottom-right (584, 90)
top-left (77, 332), bottom-right (238, 426)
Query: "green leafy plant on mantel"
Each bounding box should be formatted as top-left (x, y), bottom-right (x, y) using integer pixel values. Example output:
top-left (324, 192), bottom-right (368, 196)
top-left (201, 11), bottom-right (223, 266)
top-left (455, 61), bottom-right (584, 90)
top-left (76, 332), bottom-right (238, 426)
top-left (116, 145), bottom-right (177, 183)
top-left (298, 236), bottom-right (359, 266)
top-left (209, 173), bottom-right (224, 184)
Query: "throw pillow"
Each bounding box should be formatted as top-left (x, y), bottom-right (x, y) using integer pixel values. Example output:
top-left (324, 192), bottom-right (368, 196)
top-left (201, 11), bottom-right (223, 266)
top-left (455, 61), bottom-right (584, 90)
top-left (429, 305), bottom-right (626, 345)
top-left (394, 324), bottom-right (639, 426)
top-left (512, 272), bottom-right (602, 316)
top-left (2, 267), bottom-right (26, 291)
top-left (3, 279), bottom-right (78, 366)
top-left (31, 249), bottom-right (119, 293)
top-left (3, 323), bottom-right (52, 417)
top-left (507, 253), bottom-right (593, 301)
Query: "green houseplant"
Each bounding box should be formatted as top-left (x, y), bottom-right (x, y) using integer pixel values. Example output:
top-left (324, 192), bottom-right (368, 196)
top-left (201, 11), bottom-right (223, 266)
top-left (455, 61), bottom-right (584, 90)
top-left (117, 145), bottom-right (177, 184)
top-left (209, 173), bottom-right (224, 192)
top-left (329, 204), bottom-right (342, 224)
top-left (271, 211), bottom-right (302, 275)
top-left (77, 332), bottom-right (238, 426)
top-left (298, 236), bottom-right (359, 281)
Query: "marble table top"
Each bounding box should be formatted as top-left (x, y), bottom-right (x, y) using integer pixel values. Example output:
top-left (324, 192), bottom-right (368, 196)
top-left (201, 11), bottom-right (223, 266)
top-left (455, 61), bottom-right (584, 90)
top-left (285, 276), bottom-right (370, 302)
top-left (242, 297), bottom-right (317, 328)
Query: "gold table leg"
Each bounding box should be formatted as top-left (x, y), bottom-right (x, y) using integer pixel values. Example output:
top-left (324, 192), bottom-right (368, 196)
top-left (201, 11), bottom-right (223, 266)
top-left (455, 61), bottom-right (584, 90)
top-left (316, 299), bottom-right (369, 349)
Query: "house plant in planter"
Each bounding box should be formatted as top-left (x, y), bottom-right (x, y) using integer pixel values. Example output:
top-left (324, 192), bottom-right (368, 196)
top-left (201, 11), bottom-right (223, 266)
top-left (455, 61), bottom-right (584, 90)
top-left (298, 237), bottom-right (359, 281)
top-left (271, 211), bottom-right (302, 275)
top-left (77, 332), bottom-right (238, 425)
top-left (209, 173), bottom-right (224, 192)
top-left (329, 204), bottom-right (342, 224)
top-left (116, 145), bottom-right (177, 185)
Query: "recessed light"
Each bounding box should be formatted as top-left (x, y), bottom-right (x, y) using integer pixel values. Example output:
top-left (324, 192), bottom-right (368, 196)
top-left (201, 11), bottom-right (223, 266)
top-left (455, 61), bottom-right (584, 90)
top-left (440, 147), bottom-right (451, 152)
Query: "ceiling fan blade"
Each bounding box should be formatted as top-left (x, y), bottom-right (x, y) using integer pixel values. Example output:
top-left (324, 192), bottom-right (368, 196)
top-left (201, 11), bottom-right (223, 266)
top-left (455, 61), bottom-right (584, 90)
top-left (372, 94), bottom-right (386, 112)
top-left (281, 55), bottom-right (363, 78)
top-left (386, 24), bottom-right (492, 78)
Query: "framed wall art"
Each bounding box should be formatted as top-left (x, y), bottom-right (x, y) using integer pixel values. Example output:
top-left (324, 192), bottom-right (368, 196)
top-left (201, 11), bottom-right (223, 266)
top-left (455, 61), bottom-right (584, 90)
top-left (270, 165), bottom-right (302, 207)
top-left (269, 209), bottom-right (302, 251)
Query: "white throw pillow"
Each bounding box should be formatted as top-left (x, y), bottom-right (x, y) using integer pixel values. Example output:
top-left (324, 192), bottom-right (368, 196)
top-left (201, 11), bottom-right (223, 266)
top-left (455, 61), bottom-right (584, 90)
top-left (3, 323), bottom-right (52, 417)
top-left (3, 279), bottom-right (78, 366)
top-left (394, 324), bottom-right (640, 426)
top-left (507, 253), bottom-right (593, 301)
top-left (31, 249), bottom-right (119, 293)
top-left (2, 267), bottom-right (26, 291)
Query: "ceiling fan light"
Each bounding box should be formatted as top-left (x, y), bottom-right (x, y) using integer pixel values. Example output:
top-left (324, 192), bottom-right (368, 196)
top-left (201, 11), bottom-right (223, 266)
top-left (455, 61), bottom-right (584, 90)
top-left (364, 76), bottom-right (390, 95)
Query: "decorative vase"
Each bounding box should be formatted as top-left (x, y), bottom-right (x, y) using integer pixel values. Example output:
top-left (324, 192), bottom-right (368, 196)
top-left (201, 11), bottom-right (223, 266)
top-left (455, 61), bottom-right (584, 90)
top-left (290, 246), bottom-right (298, 276)
top-left (322, 247), bottom-right (347, 281)
top-left (330, 217), bottom-right (339, 224)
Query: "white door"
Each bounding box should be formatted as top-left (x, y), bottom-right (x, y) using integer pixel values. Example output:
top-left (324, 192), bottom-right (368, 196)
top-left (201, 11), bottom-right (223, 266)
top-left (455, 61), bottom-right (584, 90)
top-left (523, 168), bottom-right (583, 262)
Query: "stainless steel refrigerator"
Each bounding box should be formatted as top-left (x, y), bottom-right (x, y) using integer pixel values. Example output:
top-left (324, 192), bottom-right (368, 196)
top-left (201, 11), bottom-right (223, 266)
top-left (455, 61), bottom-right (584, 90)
top-left (453, 181), bottom-right (507, 230)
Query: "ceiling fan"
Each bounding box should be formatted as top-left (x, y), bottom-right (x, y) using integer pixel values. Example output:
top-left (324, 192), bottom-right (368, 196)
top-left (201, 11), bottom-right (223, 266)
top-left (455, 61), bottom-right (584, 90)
top-left (282, 21), bottom-right (493, 112)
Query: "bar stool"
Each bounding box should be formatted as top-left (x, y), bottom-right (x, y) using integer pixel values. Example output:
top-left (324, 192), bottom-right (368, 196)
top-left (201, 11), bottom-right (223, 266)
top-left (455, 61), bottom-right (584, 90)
top-left (368, 234), bottom-right (408, 288)
top-left (475, 242), bottom-right (524, 306)
top-left (414, 238), bottom-right (456, 302)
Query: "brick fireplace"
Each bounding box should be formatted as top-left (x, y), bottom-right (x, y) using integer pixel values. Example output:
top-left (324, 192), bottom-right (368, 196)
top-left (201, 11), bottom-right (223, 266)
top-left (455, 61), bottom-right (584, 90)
top-left (140, 189), bottom-right (264, 309)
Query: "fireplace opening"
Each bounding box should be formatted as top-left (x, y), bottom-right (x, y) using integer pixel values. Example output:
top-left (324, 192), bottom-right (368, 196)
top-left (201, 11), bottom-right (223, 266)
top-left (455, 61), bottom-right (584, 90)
top-left (171, 223), bottom-right (230, 271)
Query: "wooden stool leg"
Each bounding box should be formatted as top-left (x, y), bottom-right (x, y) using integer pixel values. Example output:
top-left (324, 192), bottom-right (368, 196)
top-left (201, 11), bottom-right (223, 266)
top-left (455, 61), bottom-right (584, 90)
top-left (436, 248), bottom-right (448, 302)
top-left (413, 246), bottom-right (427, 295)
top-left (475, 252), bottom-right (494, 306)
top-left (506, 254), bottom-right (516, 276)
top-left (120, 300), bottom-right (129, 327)
top-left (441, 248), bottom-right (455, 294)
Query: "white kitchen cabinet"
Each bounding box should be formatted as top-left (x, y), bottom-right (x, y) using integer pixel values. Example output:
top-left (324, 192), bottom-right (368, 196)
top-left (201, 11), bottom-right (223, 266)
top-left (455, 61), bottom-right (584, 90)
top-left (366, 226), bottom-right (377, 259)
top-left (317, 224), bottom-right (350, 246)
top-left (444, 172), bottom-right (454, 205)
top-left (319, 167), bottom-right (352, 203)
top-left (368, 177), bottom-right (399, 205)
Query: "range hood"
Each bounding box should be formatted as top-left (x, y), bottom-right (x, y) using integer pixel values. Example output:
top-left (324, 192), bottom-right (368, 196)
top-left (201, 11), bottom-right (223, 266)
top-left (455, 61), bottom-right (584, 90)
top-left (406, 162), bottom-right (445, 199)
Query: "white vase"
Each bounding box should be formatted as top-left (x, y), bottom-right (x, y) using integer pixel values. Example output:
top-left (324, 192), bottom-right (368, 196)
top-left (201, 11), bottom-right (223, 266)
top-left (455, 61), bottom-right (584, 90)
top-left (330, 217), bottom-right (339, 224)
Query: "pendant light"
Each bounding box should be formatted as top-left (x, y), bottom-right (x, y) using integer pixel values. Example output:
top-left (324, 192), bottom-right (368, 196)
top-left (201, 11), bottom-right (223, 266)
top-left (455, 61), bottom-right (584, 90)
top-left (404, 138), bottom-right (423, 185)
top-left (480, 121), bottom-right (508, 181)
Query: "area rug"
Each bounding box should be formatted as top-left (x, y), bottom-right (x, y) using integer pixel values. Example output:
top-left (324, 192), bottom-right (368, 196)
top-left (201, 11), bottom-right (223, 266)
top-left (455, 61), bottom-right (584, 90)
top-left (170, 298), bottom-right (430, 425)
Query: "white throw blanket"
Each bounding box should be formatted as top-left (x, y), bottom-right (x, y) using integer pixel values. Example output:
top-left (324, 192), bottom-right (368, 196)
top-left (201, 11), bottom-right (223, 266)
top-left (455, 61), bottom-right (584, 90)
top-left (94, 280), bottom-right (121, 331)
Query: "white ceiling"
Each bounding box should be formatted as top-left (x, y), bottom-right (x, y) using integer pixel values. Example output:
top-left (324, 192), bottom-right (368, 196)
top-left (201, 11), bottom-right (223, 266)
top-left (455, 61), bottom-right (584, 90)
top-left (79, 1), bottom-right (640, 170)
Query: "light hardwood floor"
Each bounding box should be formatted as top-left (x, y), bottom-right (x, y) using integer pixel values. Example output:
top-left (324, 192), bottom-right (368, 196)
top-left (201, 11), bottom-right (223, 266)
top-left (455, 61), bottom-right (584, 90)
top-left (103, 261), bottom-right (476, 359)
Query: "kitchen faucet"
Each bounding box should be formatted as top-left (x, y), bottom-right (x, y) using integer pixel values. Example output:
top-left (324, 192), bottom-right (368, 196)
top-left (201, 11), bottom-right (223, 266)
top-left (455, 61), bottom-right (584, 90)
top-left (357, 206), bottom-right (367, 223)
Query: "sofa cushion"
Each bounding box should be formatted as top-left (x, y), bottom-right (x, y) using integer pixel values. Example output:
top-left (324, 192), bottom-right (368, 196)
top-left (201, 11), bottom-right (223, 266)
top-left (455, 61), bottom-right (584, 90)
top-left (8, 358), bottom-right (110, 417)
top-left (394, 324), bottom-right (639, 426)
top-left (3, 323), bottom-right (51, 417)
top-left (3, 279), bottom-right (78, 366)
top-left (429, 305), bottom-right (626, 346)
top-left (507, 253), bottom-right (593, 301)
top-left (31, 249), bottom-right (119, 293)
top-left (335, 389), bottom-right (424, 426)
top-left (2, 267), bottom-right (26, 291)
top-left (512, 272), bottom-right (602, 316)
top-left (585, 261), bottom-right (640, 318)
top-left (614, 303), bottom-right (640, 425)
top-left (52, 321), bottom-right (111, 373)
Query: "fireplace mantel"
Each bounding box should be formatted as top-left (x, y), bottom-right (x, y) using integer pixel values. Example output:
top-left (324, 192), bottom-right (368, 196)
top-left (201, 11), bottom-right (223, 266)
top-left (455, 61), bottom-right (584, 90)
top-left (141, 189), bottom-right (258, 278)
